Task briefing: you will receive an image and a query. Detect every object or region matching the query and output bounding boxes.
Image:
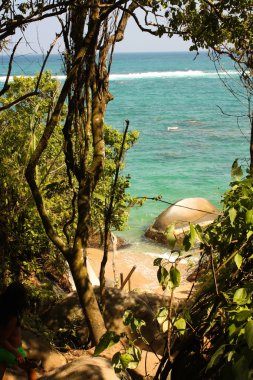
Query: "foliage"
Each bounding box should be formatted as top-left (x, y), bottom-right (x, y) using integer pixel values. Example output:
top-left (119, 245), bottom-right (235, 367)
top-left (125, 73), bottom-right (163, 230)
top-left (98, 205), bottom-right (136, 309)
top-left (0, 73), bottom-right (138, 287)
top-left (0, 1), bottom-right (71, 45)
top-left (0, 71), bottom-right (68, 284)
top-left (94, 310), bottom-right (144, 376)
top-left (157, 162), bottom-right (253, 379)
top-left (163, 0), bottom-right (253, 64)
top-left (196, 163), bottom-right (253, 379)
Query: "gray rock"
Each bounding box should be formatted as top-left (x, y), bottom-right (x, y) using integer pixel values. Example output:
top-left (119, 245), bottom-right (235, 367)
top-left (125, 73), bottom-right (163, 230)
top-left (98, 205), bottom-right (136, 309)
top-left (39, 356), bottom-right (119, 380)
top-left (42, 288), bottom-right (167, 355)
top-left (145, 197), bottom-right (219, 245)
top-left (22, 330), bottom-right (67, 372)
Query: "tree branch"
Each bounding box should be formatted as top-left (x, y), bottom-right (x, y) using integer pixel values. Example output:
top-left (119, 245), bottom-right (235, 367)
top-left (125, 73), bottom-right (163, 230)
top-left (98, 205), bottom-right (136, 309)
top-left (0, 33), bottom-right (61, 112)
top-left (0, 37), bottom-right (21, 97)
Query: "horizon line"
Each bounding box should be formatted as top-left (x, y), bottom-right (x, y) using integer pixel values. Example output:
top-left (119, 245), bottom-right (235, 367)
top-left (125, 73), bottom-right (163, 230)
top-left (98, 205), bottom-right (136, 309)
top-left (0, 50), bottom-right (207, 57)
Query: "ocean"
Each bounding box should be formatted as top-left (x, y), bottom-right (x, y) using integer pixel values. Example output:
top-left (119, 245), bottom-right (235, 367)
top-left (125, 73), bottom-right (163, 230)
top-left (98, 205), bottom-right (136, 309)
top-left (0, 51), bottom-right (250, 255)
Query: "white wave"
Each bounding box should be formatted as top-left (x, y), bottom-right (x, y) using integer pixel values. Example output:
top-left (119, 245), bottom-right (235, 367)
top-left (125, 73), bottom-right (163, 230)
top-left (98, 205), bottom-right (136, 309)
top-left (0, 74), bottom-right (66, 82)
top-left (0, 75), bottom-right (25, 82)
top-left (109, 70), bottom-right (238, 80)
top-left (0, 70), bottom-right (239, 83)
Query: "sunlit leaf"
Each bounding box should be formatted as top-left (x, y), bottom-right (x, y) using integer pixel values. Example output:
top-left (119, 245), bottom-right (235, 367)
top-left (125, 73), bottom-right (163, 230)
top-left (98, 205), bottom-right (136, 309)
top-left (246, 210), bottom-right (253, 225)
top-left (229, 207), bottom-right (237, 226)
top-left (189, 223), bottom-right (197, 246)
top-left (162, 320), bottom-right (169, 332)
top-left (156, 307), bottom-right (168, 325)
top-left (234, 253), bottom-right (243, 269)
top-left (174, 318), bottom-right (186, 335)
top-left (165, 224), bottom-right (176, 249)
top-left (170, 266), bottom-right (181, 288)
top-left (236, 310), bottom-right (251, 322)
top-left (247, 231), bottom-right (253, 240)
top-left (123, 310), bottom-right (145, 334)
top-left (231, 159), bottom-right (243, 180)
top-left (233, 288), bottom-right (250, 306)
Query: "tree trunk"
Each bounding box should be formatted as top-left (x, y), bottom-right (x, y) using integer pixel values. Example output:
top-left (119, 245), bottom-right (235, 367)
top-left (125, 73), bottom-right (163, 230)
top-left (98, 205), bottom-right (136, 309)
top-left (67, 242), bottom-right (106, 345)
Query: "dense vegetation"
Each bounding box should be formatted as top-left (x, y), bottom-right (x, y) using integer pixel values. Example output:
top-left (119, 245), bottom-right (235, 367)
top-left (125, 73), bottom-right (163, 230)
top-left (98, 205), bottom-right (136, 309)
top-left (152, 162), bottom-right (253, 379)
top-left (0, 72), bottom-right (139, 304)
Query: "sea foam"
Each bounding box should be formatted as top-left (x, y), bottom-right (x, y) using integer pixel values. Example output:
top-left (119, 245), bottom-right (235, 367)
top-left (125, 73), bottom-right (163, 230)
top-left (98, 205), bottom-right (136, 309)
top-left (0, 70), bottom-right (238, 83)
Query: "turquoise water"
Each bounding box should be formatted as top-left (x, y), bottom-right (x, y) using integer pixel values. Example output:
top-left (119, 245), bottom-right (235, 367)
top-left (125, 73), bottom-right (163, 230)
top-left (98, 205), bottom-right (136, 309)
top-left (106, 52), bottom-right (250, 244)
top-left (0, 51), bottom-right (250, 252)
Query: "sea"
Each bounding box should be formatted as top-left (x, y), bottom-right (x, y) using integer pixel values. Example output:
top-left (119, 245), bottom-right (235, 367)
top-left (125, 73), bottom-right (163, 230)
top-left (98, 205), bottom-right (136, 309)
top-left (0, 51), bottom-right (250, 257)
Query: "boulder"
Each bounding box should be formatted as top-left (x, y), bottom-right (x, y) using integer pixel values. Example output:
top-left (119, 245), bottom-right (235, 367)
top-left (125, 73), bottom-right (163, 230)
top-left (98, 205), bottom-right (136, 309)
top-left (22, 330), bottom-right (67, 372)
top-left (145, 197), bottom-right (219, 245)
top-left (42, 288), bottom-right (167, 354)
top-left (39, 356), bottom-right (119, 380)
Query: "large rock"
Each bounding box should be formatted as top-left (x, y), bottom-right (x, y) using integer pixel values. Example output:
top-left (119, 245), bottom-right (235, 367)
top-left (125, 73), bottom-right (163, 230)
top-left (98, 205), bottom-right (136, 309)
top-left (22, 330), bottom-right (67, 372)
top-left (42, 288), bottom-right (167, 354)
top-left (39, 356), bottom-right (119, 380)
top-left (145, 197), bottom-right (219, 245)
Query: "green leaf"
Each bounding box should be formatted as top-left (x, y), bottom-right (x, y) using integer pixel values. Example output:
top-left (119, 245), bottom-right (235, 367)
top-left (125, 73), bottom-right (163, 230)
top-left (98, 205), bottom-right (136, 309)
top-left (229, 207), bottom-right (237, 226)
top-left (123, 310), bottom-right (134, 326)
top-left (113, 346), bottom-right (142, 371)
top-left (157, 265), bottom-right (170, 290)
top-left (194, 224), bottom-right (205, 243)
top-left (126, 345), bottom-right (142, 367)
top-left (206, 344), bottom-right (226, 371)
top-left (174, 318), bottom-right (186, 335)
top-left (228, 323), bottom-right (236, 337)
top-left (233, 288), bottom-right (250, 306)
top-left (234, 253), bottom-right (243, 269)
top-left (153, 258), bottom-right (162, 266)
top-left (231, 159), bottom-right (243, 180)
top-left (236, 310), bottom-right (252, 322)
top-left (227, 351), bottom-right (235, 362)
top-left (246, 210), bottom-right (253, 225)
top-left (170, 266), bottom-right (181, 288)
top-left (165, 224), bottom-right (176, 249)
top-left (94, 331), bottom-right (120, 356)
top-left (183, 234), bottom-right (191, 251)
top-left (245, 321), bottom-right (253, 348)
top-left (123, 310), bottom-right (146, 334)
top-left (120, 353), bottom-right (136, 369)
top-left (247, 231), bottom-right (253, 240)
top-left (93, 192), bottom-right (106, 202)
top-left (189, 223), bottom-right (197, 246)
top-left (156, 307), bottom-right (168, 325)
top-left (112, 352), bottom-right (123, 372)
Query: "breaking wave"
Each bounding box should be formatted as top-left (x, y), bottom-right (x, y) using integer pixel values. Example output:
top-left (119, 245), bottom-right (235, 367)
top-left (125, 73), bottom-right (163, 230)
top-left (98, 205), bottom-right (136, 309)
top-left (0, 70), bottom-right (239, 83)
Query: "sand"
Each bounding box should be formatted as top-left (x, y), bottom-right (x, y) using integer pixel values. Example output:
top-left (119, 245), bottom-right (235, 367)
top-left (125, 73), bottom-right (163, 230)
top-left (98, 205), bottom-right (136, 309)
top-left (87, 247), bottom-right (194, 299)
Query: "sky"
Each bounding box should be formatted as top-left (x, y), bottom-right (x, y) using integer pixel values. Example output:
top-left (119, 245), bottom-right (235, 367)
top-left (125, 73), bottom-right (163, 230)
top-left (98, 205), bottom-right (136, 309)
top-left (11, 15), bottom-right (191, 55)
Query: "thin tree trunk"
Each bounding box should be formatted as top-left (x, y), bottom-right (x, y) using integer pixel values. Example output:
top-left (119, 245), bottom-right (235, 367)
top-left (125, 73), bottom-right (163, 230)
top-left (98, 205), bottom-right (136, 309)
top-left (68, 242), bottom-right (106, 344)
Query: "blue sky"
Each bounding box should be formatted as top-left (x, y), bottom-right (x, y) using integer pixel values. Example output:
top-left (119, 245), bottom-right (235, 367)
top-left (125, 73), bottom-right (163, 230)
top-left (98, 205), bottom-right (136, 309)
top-left (13, 15), bottom-right (191, 55)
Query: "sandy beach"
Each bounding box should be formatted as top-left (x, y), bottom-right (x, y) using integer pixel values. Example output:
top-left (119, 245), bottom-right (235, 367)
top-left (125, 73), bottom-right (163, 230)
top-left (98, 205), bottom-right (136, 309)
top-left (87, 247), bottom-right (193, 299)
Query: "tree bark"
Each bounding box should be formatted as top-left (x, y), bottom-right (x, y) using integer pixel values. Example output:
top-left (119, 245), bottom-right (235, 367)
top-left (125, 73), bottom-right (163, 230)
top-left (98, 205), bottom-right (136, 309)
top-left (68, 242), bottom-right (106, 344)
